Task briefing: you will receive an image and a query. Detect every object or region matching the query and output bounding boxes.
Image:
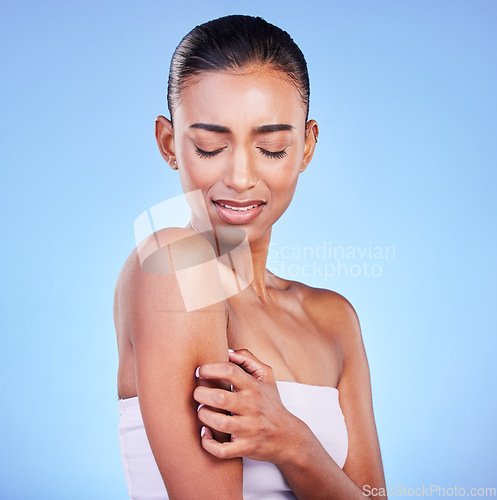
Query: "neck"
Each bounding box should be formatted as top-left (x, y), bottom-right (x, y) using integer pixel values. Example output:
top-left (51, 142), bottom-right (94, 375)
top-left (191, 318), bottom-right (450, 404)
top-left (246, 228), bottom-right (272, 302)
top-left (188, 218), bottom-right (273, 303)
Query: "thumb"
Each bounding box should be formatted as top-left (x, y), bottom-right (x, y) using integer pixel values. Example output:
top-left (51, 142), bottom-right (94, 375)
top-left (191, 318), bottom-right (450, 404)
top-left (229, 349), bottom-right (275, 383)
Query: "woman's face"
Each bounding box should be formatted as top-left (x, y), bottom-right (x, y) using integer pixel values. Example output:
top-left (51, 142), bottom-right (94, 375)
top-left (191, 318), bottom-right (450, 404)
top-left (157, 67), bottom-right (317, 243)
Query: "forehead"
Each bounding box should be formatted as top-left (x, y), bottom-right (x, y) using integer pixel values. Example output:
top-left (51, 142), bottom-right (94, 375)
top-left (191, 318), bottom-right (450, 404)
top-left (174, 68), bottom-right (306, 128)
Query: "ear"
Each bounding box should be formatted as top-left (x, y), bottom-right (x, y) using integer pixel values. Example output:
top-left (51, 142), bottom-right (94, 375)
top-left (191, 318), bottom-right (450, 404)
top-left (155, 115), bottom-right (177, 170)
top-left (300, 120), bottom-right (319, 173)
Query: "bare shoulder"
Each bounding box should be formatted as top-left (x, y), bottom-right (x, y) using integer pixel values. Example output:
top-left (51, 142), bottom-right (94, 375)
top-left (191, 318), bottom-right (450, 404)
top-left (296, 281), bottom-right (362, 344)
top-left (115, 227), bottom-right (219, 297)
top-left (114, 227), bottom-right (225, 342)
top-left (115, 227), bottom-right (216, 291)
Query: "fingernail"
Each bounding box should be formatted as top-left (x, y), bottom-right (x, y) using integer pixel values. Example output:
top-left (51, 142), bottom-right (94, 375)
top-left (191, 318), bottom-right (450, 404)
top-left (197, 403), bottom-right (204, 412)
top-left (228, 349), bottom-right (234, 353)
top-left (195, 367), bottom-right (200, 378)
top-left (200, 426), bottom-right (206, 438)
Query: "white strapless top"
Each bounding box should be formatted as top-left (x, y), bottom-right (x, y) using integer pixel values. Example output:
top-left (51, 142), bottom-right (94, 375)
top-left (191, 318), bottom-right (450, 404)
top-left (118, 381), bottom-right (348, 500)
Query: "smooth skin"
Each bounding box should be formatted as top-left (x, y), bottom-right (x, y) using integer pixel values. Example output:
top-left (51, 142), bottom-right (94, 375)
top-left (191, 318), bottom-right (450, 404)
top-left (114, 66), bottom-right (386, 499)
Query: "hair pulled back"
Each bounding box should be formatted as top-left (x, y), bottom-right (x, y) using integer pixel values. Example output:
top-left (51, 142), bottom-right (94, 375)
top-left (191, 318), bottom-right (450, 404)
top-left (167, 15), bottom-right (310, 121)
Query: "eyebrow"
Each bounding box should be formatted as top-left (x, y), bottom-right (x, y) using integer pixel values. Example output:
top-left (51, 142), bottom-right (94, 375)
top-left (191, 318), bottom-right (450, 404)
top-left (190, 123), bottom-right (294, 134)
top-left (190, 123), bottom-right (230, 133)
top-left (254, 124), bottom-right (294, 133)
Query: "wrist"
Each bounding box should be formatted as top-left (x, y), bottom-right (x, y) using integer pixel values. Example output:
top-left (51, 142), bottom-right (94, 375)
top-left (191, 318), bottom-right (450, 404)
top-left (274, 411), bottom-right (314, 470)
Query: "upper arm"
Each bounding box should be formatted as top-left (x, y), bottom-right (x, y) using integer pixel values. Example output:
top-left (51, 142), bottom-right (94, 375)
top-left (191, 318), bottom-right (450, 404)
top-left (326, 292), bottom-right (386, 493)
top-left (115, 229), bottom-right (243, 499)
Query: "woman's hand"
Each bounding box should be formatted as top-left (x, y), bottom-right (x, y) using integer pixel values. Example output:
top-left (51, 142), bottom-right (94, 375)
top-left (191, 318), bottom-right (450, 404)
top-left (193, 349), bottom-right (301, 465)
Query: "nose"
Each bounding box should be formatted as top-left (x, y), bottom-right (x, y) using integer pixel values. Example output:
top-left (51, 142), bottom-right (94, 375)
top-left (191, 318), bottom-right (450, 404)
top-left (223, 148), bottom-right (258, 192)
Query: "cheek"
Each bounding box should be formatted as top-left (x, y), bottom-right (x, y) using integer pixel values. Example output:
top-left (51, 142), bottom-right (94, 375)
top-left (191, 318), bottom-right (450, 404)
top-left (275, 176), bottom-right (299, 206)
top-left (263, 163), bottom-right (301, 214)
top-left (177, 151), bottom-right (220, 191)
top-left (266, 156), bottom-right (302, 192)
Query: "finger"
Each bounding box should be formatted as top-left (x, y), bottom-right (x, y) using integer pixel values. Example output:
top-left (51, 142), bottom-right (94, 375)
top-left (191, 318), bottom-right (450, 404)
top-left (228, 349), bottom-right (275, 383)
top-left (201, 430), bottom-right (252, 460)
top-left (200, 425), bottom-right (213, 441)
top-left (193, 386), bottom-right (241, 414)
top-left (197, 406), bottom-right (242, 435)
top-left (196, 362), bottom-right (253, 390)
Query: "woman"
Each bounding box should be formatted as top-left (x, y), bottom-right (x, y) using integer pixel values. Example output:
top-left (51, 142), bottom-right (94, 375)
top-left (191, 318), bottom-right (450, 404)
top-left (115, 14), bottom-right (386, 499)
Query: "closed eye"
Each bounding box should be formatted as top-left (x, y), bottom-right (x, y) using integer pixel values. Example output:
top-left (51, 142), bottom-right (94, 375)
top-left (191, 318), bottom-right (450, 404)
top-left (258, 148), bottom-right (288, 159)
top-left (195, 146), bottom-right (225, 159)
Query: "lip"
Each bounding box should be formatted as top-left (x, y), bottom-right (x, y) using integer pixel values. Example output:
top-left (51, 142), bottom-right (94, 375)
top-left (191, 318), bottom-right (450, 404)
top-left (212, 199), bottom-right (266, 224)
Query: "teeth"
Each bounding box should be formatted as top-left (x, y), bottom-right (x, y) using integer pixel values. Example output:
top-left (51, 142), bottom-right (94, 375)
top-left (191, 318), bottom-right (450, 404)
top-left (218, 203), bottom-right (259, 212)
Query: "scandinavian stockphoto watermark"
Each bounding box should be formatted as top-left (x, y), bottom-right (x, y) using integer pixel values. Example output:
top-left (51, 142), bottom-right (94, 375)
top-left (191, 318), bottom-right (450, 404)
top-left (363, 484), bottom-right (496, 497)
top-left (267, 241), bottom-right (396, 280)
top-left (133, 191), bottom-right (396, 310)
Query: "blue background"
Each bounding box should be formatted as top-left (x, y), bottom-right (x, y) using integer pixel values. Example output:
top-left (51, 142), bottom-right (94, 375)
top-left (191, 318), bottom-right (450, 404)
top-left (1, 0), bottom-right (496, 498)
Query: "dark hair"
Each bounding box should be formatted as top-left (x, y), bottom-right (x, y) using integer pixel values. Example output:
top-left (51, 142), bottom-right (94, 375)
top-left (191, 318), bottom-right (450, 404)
top-left (167, 15), bottom-right (310, 121)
